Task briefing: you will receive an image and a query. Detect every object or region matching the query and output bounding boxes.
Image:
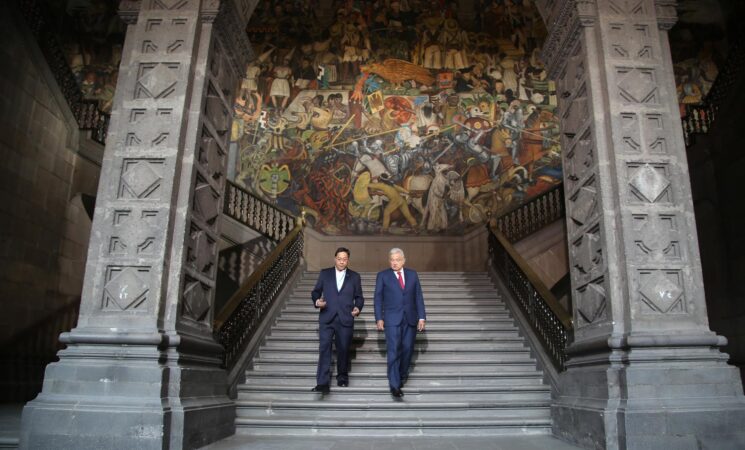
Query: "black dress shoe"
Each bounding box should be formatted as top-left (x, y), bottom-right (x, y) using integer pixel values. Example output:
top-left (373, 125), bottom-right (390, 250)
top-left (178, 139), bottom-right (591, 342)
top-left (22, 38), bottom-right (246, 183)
top-left (401, 376), bottom-right (408, 386)
top-left (390, 387), bottom-right (404, 397)
top-left (337, 380), bottom-right (348, 387)
top-left (311, 384), bottom-right (330, 393)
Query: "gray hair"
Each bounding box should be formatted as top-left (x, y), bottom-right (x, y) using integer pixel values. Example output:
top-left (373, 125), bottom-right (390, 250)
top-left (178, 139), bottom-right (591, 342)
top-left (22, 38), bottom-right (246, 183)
top-left (389, 247), bottom-right (405, 259)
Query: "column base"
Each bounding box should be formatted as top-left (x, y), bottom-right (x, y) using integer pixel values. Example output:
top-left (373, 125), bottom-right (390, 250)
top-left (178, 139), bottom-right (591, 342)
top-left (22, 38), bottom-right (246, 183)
top-left (19, 332), bottom-right (235, 449)
top-left (552, 345), bottom-right (745, 450)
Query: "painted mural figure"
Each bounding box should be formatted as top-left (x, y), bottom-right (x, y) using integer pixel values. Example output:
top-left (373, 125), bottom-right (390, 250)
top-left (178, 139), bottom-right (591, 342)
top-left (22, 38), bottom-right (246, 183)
top-left (270, 55), bottom-right (293, 112)
top-left (232, 0), bottom-right (568, 235)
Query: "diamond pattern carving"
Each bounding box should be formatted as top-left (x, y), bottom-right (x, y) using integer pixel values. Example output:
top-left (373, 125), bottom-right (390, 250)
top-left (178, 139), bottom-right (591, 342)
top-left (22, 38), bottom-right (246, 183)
top-left (138, 64), bottom-right (179, 98)
top-left (104, 267), bottom-right (149, 310)
top-left (629, 164), bottom-right (669, 203)
top-left (637, 216), bottom-right (674, 253)
top-left (194, 184), bottom-right (219, 223)
top-left (112, 211), bottom-right (159, 256)
top-left (154, 0), bottom-right (188, 10)
top-left (640, 272), bottom-right (683, 313)
top-left (201, 137), bottom-right (224, 180)
top-left (578, 283), bottom-right (606, 324)
top-left (570, 186), bottom-right (596, 226)
top-left (618, 68), bottom-right (657, 104)
top-left (121, 160), bottom-right (163, 199)
top-left (609, 0), bottom-right (645, 15)
top-left (183, 281), bottom-right (210, 322)
top-left (574, 232), bottom-right (601, 274)
top-left (188, 229), bottom-right (214, 273)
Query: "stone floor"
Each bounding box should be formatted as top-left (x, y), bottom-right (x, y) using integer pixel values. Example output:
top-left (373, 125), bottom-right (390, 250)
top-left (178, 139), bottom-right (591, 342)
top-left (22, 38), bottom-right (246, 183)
top-left (202, 435), bottom-right (584, 450)
top-left (0, 403), bottom-right (583, 449)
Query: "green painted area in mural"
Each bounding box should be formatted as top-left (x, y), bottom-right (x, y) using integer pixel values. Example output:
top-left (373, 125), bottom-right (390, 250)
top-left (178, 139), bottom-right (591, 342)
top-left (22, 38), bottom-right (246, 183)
top-left (233, 0), bottom-right (561, 235)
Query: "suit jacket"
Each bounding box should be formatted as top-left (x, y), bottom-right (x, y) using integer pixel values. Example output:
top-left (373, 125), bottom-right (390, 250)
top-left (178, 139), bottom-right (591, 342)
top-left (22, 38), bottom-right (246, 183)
top-left (373, 268), bottom-right (426, 327)
top-left (311, 268), bottom-right (364, 327)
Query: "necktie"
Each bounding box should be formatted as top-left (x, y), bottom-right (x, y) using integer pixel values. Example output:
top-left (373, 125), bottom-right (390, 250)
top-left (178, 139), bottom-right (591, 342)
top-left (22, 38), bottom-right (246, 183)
top-left (397, 271), bottom-right (405, 289)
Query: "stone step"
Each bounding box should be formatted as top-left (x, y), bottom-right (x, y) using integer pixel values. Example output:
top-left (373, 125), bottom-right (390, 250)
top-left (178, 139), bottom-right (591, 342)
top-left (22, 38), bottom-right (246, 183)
top-left (237, 385), bottom-right (551, 402)
top-left (265, 330), bottom-right (523, 341)
top-left (281, 304), bottom-right (507, 313)
top-left (269, 322), bottom-right (518, 332)
top-left (260, 342), bottom-right (529, 353)
top-left (262, 333), bottom-right (528, 352)
top-left (242, 373), bottom-right (546, 387)
top-left (275, 312), bottom-right (512, 322)
top-left (235, 399), bottom-right (550, 419)
top-left (233, 417), bottom-right (552, 437)
top-left (249, 360), bottom-right (540, 373)
top-left (233, 270), bottom-right (551, 437)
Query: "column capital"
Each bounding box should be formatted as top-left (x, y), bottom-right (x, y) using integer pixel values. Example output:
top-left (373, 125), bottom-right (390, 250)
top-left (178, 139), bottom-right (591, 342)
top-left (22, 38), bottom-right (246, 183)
top-left (118, 0), bottom-right (140, 25)
top-left (655, 0), bottom-right (679, 30)
top-left (541, 0), bottom-right (597, 79)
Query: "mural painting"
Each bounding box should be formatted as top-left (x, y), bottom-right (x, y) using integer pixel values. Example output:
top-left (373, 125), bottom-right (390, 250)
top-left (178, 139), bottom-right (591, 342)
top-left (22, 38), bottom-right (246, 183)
top-left (231, 1), bottom-right (562, 235)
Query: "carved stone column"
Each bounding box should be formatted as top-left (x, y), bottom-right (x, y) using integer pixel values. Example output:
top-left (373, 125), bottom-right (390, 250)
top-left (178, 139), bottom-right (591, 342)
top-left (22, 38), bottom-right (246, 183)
top-left (20, 1), bottom-right (255, 448)
top-left (538, 0), bottom-right (745, 448)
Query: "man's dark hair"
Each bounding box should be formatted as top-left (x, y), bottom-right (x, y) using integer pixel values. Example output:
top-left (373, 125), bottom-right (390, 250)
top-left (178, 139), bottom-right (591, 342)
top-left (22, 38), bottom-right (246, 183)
top-left (335, 247), bottom-right (350, 257)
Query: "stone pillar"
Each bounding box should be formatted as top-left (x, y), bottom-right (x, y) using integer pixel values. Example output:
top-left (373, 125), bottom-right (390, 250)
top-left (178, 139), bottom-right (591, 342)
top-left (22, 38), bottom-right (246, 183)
top-left (538, 0), bottom-right (745, 448)
top-left (20, 0), bottom-right (255, 448)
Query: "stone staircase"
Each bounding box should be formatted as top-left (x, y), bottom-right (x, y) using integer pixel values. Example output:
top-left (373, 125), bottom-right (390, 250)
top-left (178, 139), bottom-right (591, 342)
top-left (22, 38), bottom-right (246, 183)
top-left (234, 271), bottom-right (552, 436)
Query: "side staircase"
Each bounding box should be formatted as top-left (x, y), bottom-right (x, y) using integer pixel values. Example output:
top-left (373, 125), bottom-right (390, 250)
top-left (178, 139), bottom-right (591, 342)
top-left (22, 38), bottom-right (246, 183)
top-left (234, 271), bottom-right (552, 436)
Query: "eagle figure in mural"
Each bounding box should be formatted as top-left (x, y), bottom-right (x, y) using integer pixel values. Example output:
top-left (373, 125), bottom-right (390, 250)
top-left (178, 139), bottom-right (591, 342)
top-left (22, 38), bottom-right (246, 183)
top-left (360, 59), bottom-right (435, 87)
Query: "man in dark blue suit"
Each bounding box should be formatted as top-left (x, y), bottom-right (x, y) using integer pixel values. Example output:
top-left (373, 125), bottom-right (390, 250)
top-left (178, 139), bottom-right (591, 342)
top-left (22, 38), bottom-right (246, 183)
top-left (311, 247), bottom-right (364, 393)
top-left (374, 248), bottom-right (426, 397)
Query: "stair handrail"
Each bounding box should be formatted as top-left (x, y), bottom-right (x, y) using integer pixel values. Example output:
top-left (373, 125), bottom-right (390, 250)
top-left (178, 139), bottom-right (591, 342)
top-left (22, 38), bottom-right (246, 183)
top-left (494, 183), bottom-right (565, 242)
top-left (16, 0), bottom-right (110, 145)
top-left (487, 223), bottom-right (573, 370)
top-left (682, 33), bottom-right (745, 145)
top-left (0, 300), bottom-right (80, 401)
top-left (214, 217), bottom-right (304, 372)
top-left (223, 180), bottom-right (297, 242)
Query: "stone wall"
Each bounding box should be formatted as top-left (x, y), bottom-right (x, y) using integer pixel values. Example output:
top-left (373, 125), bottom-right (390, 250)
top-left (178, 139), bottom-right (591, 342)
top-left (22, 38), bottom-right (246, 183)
top-left (303, 226), bottom-right (489, 272)
top-left (0, 3), bottom-right (100, 343)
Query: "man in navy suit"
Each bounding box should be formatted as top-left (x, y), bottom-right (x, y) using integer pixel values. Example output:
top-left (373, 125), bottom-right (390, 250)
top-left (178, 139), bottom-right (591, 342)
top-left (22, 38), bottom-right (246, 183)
top-left (374, 248), bottom-right (426, 397)
top-left (311, 247), bottom-right (364, 393)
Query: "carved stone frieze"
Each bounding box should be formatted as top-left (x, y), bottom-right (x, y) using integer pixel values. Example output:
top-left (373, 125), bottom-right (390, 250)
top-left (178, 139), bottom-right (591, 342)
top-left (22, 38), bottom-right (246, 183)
top-left (118, 0), bottom-right (141, 24)
top-left (576, 279), bottom-right (607, 325)
top-left (542, 0), bottom-right (597, 78)
top-left (102, 266), bottom-right (151, 311)
top-left (628, 163), bottom-right (671, 203)
top-left (573, 230), bottom-right (602, 275)
top-left (632, 213), bottom-right (680, 259)
top-left (135, 63), bottom-right (181, 99)
top-left (182, 278), bottom-right (211, 323)
top-left (617, 67), bottom-right (658, 104)
top-left (214, 0), bottom-right (254, 76)
top-left (638, 269), bottom-right (685, 314)
top-left (153, 0), bottom-right (190, 10)
top-left (569, 185), bottom-right (597, 228)
top-left (119, 159), bottom-right (165, 200)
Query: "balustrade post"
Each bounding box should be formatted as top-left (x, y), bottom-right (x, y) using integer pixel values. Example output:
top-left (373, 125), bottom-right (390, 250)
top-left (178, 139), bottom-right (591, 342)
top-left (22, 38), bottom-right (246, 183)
top-left (537, 0), bottom-right (745, 448)
top-left (20, 1), bottom-right (257, 448)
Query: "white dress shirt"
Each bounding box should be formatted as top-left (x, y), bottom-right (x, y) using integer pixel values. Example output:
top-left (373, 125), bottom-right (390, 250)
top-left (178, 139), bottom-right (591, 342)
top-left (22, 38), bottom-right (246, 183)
top-left (336, 269), bottom-right (346, 291)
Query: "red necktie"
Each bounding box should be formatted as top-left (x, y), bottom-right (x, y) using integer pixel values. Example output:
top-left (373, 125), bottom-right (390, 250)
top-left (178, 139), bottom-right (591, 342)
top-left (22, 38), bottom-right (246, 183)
top-left (397, 271), bottom-right (405, 289)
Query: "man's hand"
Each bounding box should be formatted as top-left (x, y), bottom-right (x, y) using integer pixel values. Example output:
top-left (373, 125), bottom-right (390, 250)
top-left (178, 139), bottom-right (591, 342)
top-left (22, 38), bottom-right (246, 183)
top-left (315, 298), bottom-right (326, 309)
top-left (376, 320), bottom-right (385, 331)
top-left (417, 319), bottom-right (426, 332)
top-left (351, 307), bottom-right (360, 317)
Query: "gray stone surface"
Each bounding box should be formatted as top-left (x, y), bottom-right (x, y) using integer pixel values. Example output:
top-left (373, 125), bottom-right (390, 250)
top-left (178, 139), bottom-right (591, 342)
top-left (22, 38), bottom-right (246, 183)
top-left (537, 0), bottom-right (745, 448)
top-left (20, 1), bottom-right (254, 448)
